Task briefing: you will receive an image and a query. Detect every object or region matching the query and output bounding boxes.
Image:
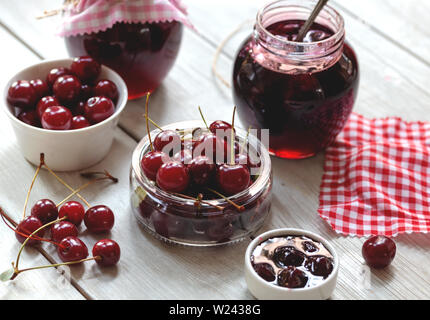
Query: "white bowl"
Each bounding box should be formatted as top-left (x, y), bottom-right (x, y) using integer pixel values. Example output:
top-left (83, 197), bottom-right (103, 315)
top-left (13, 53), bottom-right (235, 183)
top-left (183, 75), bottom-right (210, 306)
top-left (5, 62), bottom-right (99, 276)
top-left (244, 228), bottom-right (339, 300)
top-left (3, 58), bottom-right (127, 171)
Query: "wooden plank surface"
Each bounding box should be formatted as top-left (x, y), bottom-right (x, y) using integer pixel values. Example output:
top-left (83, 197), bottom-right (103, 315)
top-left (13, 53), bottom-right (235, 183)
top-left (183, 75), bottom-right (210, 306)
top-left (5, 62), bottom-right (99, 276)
top-left (0, 0), bottom-right (429, 300)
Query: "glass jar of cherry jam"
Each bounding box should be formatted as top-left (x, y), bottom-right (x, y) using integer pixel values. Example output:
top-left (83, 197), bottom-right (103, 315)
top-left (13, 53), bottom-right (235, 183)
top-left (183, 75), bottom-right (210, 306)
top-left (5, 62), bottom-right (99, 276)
top-left (130, 120), bottom-right (272, 246)
top-left (65, 21), bottom-right (183, 100)
top-left (233, 0), bottom-right (359, 159)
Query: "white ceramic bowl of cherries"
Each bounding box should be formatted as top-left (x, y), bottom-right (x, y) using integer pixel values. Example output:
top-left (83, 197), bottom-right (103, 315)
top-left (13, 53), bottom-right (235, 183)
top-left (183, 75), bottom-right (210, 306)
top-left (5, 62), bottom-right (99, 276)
top-left (3, 56), bottom-right (127, 171)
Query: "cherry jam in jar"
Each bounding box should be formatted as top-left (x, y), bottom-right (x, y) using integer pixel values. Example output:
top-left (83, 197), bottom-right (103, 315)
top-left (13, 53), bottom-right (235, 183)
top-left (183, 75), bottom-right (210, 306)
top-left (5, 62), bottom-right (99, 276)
top-left (65, 21), bottom-right (183, 100)
top-left (233, 0), bottom-right (359, 159)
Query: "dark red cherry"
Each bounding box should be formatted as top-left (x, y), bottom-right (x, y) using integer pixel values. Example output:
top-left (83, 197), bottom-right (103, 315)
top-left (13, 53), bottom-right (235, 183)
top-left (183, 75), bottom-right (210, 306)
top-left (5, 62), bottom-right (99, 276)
top-left (153, 130), bottom-right (181, 153)
top-left (17, 110), bottom-right (40, 127)
top-left (53, 75), bottom-right (81, 104)
top-left (206, 218), bottom-right (235, 242)
top-left (141, 151), bottom-right (170, 181)
top-left (151, 210), bottom-right (169, 238)
top-left (30, 79), bottom-right (50, 100)
top-left (156, 161), bottom-right (190, 193)
top-left (31, 199), bottom-right (58, 224)
top-left (41, 106), bottom-right (72, 130)
top-left (51, 221), bottom-right (78, 242)
top-left (194, 132), bottom-right (227, 162)
top-left (57, 236), bottom-right (88, 262)
top-left (84, 205), bottom-right (115, 233)
top-left (151, 210), bottom-right (188, 239)
top-left (15, 216), bottom-right (45, 245)
top-left (70, 56), bottom-right (101, 83)
top-left (362, 235), bottom-right (396, 269)
top-left (71, 115), bottom-right (90, 129)
top-left (84, 96), bottom-right (115, 124)
top-left (58, 201), bottom-right (85, 226)
top-left (305, 256), bottom-right (334, 278)
top-left (216, 164), bottom-right (250, 195)
top-left (36, 96), bottom-right (60, 119)
top-left (92, 239), bottom-right (121, 266)
top-left (302, 241), bottom-right (319, 253)
top-left (209, 120), bottom-right (232, 134)
top-left (46, 67), bottom-right (73, 87)
top-left (273, 246), bottom-right (306, 267)
top-left (7, 80), bottom-right (38, 109)
top-left (94, 79), bottom-right (118, 102)
top-left (79, 84), bottom-right (93, 101)
top-left (277, 266), bottom-right (308, 288)
top-left (188, 155), bottom-right (215, 185)
top-left (253, 262), bottom-right (276, 282)
top-left (172, 149), bottom-right (193, 166)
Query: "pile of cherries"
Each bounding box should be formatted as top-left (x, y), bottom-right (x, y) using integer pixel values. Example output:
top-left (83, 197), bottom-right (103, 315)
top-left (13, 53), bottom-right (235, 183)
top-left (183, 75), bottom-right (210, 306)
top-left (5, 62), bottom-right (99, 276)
top-left (141, 119), bottom-right (260, 198)
top-left (16, 199), bottom-right (120, 267)
top-left (251, 236), bottom-right (334, 289)
top-left (7, 56), bottom-right (118, 130)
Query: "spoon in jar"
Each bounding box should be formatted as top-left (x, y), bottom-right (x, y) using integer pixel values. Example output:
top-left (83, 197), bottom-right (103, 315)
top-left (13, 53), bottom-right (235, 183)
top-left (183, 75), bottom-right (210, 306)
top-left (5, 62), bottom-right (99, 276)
top-left (296, 0), bottom-right (329, 42)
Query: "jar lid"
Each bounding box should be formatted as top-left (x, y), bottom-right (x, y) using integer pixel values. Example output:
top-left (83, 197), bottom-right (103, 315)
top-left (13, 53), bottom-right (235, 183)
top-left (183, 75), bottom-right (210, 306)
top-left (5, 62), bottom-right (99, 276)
top-left (57, 0), bottom-right (193, 37)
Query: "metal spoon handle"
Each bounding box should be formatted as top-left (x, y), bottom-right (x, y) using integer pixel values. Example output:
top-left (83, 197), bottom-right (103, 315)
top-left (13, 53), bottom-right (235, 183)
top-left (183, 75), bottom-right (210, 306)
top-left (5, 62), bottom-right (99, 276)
top-left (296, 0), bottom-right (329, 42)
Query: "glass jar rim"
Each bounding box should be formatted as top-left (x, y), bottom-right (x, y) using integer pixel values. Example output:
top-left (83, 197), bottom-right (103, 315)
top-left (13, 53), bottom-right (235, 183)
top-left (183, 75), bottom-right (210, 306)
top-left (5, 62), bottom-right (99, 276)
top-left (255, 0), bottom-right (345, 54)
top-left (131, 120), bottom-right (272, 213)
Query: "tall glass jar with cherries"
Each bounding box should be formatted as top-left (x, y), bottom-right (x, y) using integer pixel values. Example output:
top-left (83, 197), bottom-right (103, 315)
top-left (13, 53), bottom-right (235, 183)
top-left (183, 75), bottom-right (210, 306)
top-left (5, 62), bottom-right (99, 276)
top-left (233, 0), bottom-right (359, 159)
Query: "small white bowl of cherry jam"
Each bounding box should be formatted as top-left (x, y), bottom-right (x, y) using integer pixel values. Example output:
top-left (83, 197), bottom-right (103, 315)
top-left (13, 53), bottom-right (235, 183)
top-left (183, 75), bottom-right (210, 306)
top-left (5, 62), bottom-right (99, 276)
top-left (130, 119), bottom-right (272, 246)
top-left (3, 56), bottom-right (127, 171)
top-left (245, 228), bottom-right (339, 300)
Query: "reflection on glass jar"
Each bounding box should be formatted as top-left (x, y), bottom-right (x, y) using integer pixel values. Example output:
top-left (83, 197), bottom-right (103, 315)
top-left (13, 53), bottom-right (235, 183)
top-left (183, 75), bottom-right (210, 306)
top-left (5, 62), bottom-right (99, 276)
top-left (232, 0), bottom-right (359, 159)
top-left (65, 21), bottom-right (183, 99)
top-left (129, 120), bottom-right (273, 246)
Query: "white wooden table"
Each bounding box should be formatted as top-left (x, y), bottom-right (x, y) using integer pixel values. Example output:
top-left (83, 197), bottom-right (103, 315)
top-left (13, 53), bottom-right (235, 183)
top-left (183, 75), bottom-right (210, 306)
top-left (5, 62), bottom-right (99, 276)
top-left (0, 0), bottom-right (429, 300)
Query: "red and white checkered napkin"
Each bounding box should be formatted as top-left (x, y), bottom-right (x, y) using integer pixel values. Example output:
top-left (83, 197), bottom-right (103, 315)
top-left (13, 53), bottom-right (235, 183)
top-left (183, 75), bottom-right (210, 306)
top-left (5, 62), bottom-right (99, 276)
top-left (57, 0), bottom-right (192, 37)
top-left (318, 112), bottom-right (430, 237)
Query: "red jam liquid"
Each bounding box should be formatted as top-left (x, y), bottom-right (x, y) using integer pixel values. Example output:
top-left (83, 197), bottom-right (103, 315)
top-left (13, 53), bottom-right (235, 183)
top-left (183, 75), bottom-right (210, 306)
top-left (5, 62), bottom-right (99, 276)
top-left (65, 21), bottom-right (183, 100)
top-left (233, 20), bottom-right (359, 159)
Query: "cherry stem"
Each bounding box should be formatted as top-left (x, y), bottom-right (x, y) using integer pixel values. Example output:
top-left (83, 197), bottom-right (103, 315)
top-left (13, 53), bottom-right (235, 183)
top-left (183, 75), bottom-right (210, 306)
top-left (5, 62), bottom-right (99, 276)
top-left (15, 217), bottom-right (67, 271)
top-left (195, 193), bottom-right (203, 211)
top-left (12, 256), bottom-right (100, 280)
top-left (198, 106), bottom-right (209, 129)
top-left (80, 170), bottom-right (119, 183)
top-left (206, 187), bottom-right (245, 212)
top-left (22, 155), bottom-right (45, 219)
top-left (145, 92), bottom-right (154, 151)
top-left (56, 172), bottom-right (117, 208)
top-left (42, 160), bottom-right (90, 207)
top-left (171, 192), bottom-right (225, 211)
top-left (143, 115), bottom-right (164, 131)
top-left (230, 106), bottom-right (236, 165)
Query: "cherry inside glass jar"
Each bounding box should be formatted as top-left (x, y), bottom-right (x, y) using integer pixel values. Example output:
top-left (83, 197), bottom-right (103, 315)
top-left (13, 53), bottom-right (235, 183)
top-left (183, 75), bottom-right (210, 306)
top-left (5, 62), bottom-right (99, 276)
top-left (65, 21), bottom-right (183, 100)
top-left (233, 0), bottom-right (359, 159)
top-left (129, 121), bottom-right (272, 246)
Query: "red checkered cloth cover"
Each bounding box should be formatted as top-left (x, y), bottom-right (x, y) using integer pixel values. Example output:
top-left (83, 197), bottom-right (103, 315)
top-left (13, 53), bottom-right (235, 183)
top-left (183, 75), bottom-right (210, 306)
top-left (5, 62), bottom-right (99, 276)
top-left (318, 112), bottom-right (430, 237)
